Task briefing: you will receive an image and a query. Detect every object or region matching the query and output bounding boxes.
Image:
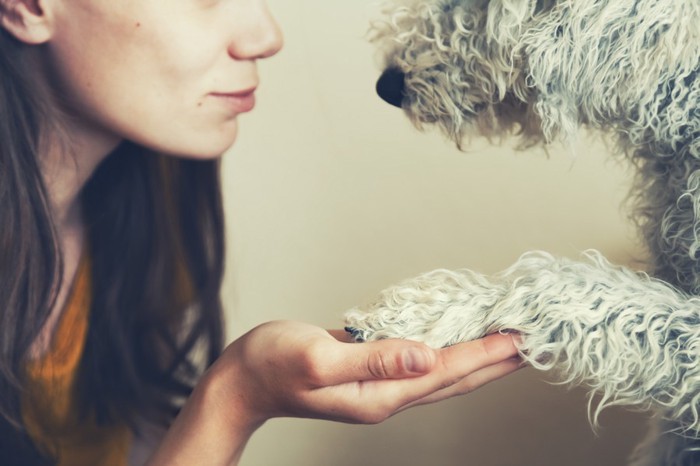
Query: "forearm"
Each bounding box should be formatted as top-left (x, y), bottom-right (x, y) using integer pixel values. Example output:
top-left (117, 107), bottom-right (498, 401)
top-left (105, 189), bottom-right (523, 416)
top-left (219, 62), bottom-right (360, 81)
top-left (146, 366), bottom-right (263, 466)
top-left (144, 319), bottom-right (521, 465)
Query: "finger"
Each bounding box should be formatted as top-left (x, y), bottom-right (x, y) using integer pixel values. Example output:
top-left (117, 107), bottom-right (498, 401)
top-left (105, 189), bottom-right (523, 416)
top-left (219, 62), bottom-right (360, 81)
top-left (327, 329), bottom-right (354, 343)
top-left (321, 338), bottom-right (437, 385)
top-left (398, 357), bottom-right (524, 412)
top-left (310, 356), bottom-right (523, 423)
top-left (457, 356), bottom-right (525, 391)
top-left (438, 333), bottom-right (520, 375)
top-left (320, 333), bottom-right (516, 387)
top-left (352, 334), bottom-right (520, 407)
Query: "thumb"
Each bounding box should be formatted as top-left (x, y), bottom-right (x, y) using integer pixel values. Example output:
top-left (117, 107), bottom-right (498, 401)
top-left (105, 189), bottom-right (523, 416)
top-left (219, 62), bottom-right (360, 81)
top-left (328, 339), bottom-right (437, 385)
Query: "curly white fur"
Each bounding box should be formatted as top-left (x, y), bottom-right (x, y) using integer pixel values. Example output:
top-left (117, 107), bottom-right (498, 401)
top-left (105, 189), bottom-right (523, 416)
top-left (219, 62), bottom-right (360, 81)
top-left (346, 0), bottom-right (700, 464)
top-left (346, 251), bottom-right (700, 429)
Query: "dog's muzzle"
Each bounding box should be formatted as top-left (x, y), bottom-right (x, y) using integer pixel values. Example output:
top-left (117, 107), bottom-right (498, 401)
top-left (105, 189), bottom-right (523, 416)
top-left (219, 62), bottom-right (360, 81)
top-left (376, 67), bottom-right (405, 108)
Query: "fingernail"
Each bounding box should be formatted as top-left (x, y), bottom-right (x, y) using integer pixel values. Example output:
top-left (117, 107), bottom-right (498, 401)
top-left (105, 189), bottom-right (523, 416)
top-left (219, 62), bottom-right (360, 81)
top-left (498, 329), bottom-right (523, 345)
top-left (404, 348), bottom-right (432, 373)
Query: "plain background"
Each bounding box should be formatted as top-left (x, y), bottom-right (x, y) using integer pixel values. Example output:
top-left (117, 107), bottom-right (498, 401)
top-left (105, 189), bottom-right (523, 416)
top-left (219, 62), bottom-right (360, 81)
top-left (220, 1), bottom-right (649, 464)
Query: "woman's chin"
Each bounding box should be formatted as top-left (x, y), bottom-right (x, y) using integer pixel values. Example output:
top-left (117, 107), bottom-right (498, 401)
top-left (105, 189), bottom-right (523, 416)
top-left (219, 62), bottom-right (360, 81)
top-left (147, 124), bottom-right (239, 160)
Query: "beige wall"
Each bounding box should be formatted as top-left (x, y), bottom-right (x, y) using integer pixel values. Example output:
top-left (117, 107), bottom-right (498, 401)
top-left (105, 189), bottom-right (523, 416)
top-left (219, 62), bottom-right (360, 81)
top-left (221, 1), bottom-right (648, 464)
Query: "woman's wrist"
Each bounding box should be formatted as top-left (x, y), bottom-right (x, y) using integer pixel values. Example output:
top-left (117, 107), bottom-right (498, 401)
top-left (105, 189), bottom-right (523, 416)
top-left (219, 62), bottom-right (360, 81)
top-left (146, 358), bottom-right (265, 465)
top-left (202, 357), bottom-right (268, 436)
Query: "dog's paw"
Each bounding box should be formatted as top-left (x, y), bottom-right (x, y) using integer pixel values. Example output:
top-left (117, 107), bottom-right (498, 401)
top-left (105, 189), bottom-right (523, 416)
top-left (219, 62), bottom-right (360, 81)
top-left (343, 268), bottom-right (504, 348)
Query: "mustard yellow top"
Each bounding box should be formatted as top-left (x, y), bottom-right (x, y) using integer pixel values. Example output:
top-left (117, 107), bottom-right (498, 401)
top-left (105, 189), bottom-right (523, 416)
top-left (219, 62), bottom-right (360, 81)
top-left (22, 256), bottom-right (132, 465)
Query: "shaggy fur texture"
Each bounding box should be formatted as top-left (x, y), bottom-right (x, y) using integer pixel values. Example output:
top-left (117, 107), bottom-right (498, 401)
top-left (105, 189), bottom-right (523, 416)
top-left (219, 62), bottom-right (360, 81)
top-left (344, 1), bottom-right (700, 464)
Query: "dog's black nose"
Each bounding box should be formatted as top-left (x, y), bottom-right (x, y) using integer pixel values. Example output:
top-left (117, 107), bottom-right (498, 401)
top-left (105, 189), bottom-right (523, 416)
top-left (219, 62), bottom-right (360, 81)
top-left (376, 67), bottom-right (405, 108)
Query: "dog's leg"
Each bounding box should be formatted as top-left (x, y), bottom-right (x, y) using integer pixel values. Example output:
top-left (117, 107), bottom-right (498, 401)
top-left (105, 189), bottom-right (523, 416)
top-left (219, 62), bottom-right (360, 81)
top-left (344, 251), bottom-right (700, 434)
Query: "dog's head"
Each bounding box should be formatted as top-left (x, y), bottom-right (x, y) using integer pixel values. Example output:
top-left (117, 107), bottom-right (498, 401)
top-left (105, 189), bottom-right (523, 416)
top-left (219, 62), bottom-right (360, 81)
top-left (374, 0), bottom-right (699, 150)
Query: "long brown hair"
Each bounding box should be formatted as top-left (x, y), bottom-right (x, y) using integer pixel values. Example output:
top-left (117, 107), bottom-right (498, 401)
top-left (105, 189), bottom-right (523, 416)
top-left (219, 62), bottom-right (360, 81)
top-left (0, 24), bottom-right (226, 465)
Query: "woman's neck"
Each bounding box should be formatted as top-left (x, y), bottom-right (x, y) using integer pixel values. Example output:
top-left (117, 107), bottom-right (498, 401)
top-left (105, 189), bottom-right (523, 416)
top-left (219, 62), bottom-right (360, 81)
top-left (29, 125), bottom-right (122, 359)
top-left (40, 122), bottom-right (122, 233)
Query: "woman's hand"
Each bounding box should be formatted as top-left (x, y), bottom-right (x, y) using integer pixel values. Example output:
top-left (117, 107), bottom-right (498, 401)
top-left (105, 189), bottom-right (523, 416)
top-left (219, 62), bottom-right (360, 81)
top-left (218, 320), bottom-right (521, 425)
top-left (148, 320), bottom-right (521, 466)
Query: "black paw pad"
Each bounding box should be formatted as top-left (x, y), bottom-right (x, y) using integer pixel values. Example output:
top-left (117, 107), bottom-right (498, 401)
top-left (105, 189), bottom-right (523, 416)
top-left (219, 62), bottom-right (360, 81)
top-left (344, 326), bottom-right (365, 342)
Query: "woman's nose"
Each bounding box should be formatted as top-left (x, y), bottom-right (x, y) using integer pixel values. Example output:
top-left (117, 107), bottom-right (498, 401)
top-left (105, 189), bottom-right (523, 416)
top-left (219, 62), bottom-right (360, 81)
top-left (228, 2), bottom-right (283, 60)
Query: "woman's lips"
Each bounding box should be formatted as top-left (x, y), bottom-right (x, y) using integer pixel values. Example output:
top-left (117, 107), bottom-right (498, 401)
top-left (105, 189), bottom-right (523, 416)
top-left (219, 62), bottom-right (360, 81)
top-left (210, 88), bottom-right (257, 113)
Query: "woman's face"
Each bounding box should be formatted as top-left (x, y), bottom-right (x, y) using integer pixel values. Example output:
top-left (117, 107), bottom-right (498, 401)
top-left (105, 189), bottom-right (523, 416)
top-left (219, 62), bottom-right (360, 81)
top-left (46, 0), bottom-right (282, 158)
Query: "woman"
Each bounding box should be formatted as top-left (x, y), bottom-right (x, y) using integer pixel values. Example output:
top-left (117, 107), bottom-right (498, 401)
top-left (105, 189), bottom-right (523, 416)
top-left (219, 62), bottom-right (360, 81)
top-left (0, 0), bottom-right (522, 464)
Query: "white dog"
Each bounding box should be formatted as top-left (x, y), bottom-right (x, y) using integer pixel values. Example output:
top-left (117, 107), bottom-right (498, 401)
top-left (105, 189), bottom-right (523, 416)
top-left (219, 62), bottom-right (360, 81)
top-left (344, 1), bottom-right (700, 464)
